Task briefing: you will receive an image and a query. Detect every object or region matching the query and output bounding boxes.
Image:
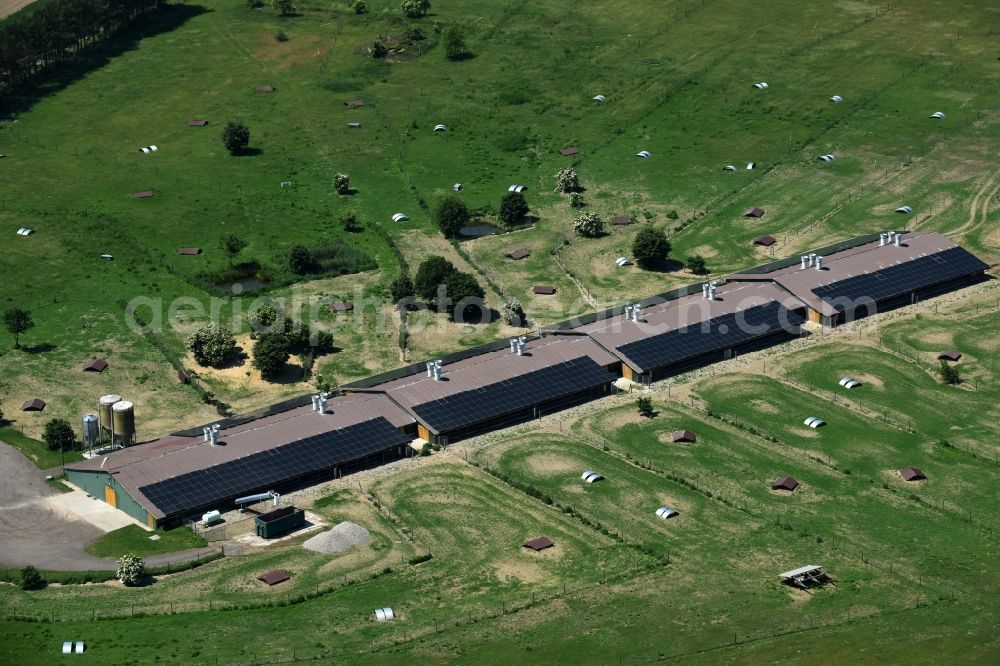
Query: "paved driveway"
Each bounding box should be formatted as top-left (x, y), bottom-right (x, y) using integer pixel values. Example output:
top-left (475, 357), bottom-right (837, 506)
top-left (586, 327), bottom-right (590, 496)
top-left (0, 443), bottom-right (116, 570)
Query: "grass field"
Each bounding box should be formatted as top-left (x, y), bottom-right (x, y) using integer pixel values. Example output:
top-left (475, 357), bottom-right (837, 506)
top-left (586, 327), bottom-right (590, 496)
top-left (0, 0), bottom-right (999, 663)
top-left (85, 525), bottom-right (207, 559)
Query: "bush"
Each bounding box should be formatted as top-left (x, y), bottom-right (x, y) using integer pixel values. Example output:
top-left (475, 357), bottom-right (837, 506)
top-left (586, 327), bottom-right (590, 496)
top-left (42, 418), bottom-right (76, 451)
top-left (272, 0), bottom-right (295, 16)
top-left (442, 271), bottom-right (485, 316)
top-left (434, 195), bottom-right (470, 238)
top-left (686, 254), bottom-right (707, 274)
top-left (248, 303), bottom-right (281, 334)
top-left (632, 227), bottom-right (671, 269)
top-left (333, 173), bottom-right (351, 195)
top-left (188, 325), bottom-right (237, 368)
top-left (274, 30), bottom-right (288, 42)
top-left (246, 0), bottom-right (264, 7)
top-left (666, 209), bottom-right (679, 220)
top-left (401, 0), bottom-right (430, 18)
top-left (414, 256), bottom-right (457, 301)
top-left (350, 0), bottom-right (367, 13)
top-left (442, 24), bottom-right (467, 59)
top-left (221, 121), bottom-right (250, 155)
top-left (341, 212), bottom-right (360, 232)
top-left (116, 554), bottom-right (145, 587)
top-left (554, 167), bottom-right (580, 193)
top-left (938, 361), bottom-right (961, 385)
top-left (20, 565), bottom-right (44, 590)
top-left (288, 245), bottom-right (315, 275)
top-left (419, 442), bottom-right (432, 456)
top-left (637, 397), bottom-right (654, 418)
top-left (569, 192), bottom-right (585, 208)
top-left (573, 211), bottom-right (604, 238)
top-left (252, 334), bottom-right (290, 380)
top-left (368, 38), bottom-right (388, 58)
top-left (389, 274), bottom-right (415, 303)
top-left (498, 191), bottom-right (529, 226)
top-left (501, 297), bottom-right (525, 326)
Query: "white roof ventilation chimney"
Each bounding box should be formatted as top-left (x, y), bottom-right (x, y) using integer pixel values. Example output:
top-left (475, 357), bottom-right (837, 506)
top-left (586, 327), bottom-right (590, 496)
top-left (815, 256), bottom-right (823, 270)
top-left (432, 360), bottom-right (443, 381)
top-left (808, 253), bottom-right (817, 267)
top-left (893, 232), bottom-right (902, 247)
top-left (317, 393), bottom-right (328, 414)
top-left (800, 255), bottom-right (809, 269)
top-left (879, 232), bottom-right (887, 246)
top-left (426, 362), bottom-right (435, 377)
top-left (702, 283), bottom-right (710, 299)
top-left (625, 305), bottom-right (634, 319)
top-left (311, 394), bottom-right (320, 411)
top-left (208, 424), bottom-right (221, 446)
top-left (516, 336), bottom-right (526, 356)
top-left (509, 338), bottom-right (518, 353)
top-left (203, 427), bottom-right (211, 442)
top-left (632, 304), bottom-right (641, 322)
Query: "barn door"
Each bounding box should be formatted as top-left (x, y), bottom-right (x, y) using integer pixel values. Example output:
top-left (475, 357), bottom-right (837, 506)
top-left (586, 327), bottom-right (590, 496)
top-left (104, 485), bottom-right (117, 508)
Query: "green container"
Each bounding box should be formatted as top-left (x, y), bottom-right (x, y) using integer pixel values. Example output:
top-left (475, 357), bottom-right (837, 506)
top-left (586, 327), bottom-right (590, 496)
top-left (255, 506), bottom-right (305, 538)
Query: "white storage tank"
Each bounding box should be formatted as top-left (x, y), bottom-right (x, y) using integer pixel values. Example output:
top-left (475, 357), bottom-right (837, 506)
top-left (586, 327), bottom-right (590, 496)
top-left (202, 510), bottom-right (222, 525)
top-left (82, 414), bottom-right (99, 447)
top-left (112, 400), bottom-right (136, 444)
top-left (98, 394), bottom-right (122, 432)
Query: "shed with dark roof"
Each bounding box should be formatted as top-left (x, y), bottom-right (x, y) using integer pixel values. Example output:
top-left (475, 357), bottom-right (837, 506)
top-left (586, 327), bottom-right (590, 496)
top-left (559, 147), bottom-right (579, 156)
top-left (178, 247), bottom-right (202, 256)
top-left (753, 235), bottom-right (776, 247)
top-left (672, 430), bottom-right (696, 443)
top-left (256, 85), bottom-right (275, 92)
top-left (611, 215), bottom-right (634, 226)
top-left (506, 249), bottom-right (530, 260)
top-left (132, 191), bottom-right (153, 199)
top-left (257, 569), bottom-right (290, 585)
top-left (745, 207), bottom-right (766, 218)
top-left (772, 476), bottom-right (799, 491)
top-left (532, 285), bottom-right (556, 295)
top-left (937, 351), bottom-right (962, 362)
top-left (21, 398), bottom-right (46, 412)
top-left (83, 359), bottom-right (108, 373)
top-left (330, 302), bottom-right (354, 313)
top-left (523, 537), bottom-right (554, 551)
top-left (344, 99), bottom-right (364, 108)
top-left (900, 467), bottom-right (926, 481)
top-left (187, 119), bottom-right (208, 127)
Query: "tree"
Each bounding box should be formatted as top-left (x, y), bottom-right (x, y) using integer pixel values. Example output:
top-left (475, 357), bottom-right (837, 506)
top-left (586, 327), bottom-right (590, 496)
top-left (369, 38), bottom-right (388, 58)
top-left (434, 195), bottom-right (470, 238)
top-left (333, 173), bottom-right (351, 194)
top-left (442, 24), bottom-right (467, 59)
top-left (442, 271), bottom-right (485, 318)
top-left (414, 256), bottom-right (457, 301)
top-left (3, 308), bottom-right (34, 349)
top-left (43, 418), bottom-right (76, 451)
top-left (939, 361), bottom-right (961, 386)
top-left (569, 192), bottom-right (585, 208)
top-left (686, 254), bottom-right (707, 275)
top-left (341, 212), bottom-right (360, 232)
top-left (248, 303), bottom-right (281, 334)
top-left (554, 167), bottom-right (580, 193)
top-left (401, 0), bottom-right (430, 18)
top-left (188, 325), bottom-right (237, 368)
top-left (221, 121), bottom-right (250, 155)
top-left (498, 191), bottom-right (529, 226)
top-left (117, 554), bottom-right (145, 587)
top-left (637, 396), bottom-right (655, 419)
top-left (272, 0), bottom-right (295, 16)
top-left (246, 0), bottom-right (264, 7)
top-left (573, 211), bottom-right (604, 238)
top-left (501, 297), bottom-right (525, 326)
top-left (289, 245), bottom-right (315, 275)
top-left (19, 565), bottom-right (44, 591)
top-left (219, 233), bottom-right (247, 267)
top-left (632, 226), bottom-right (671, 269)
top-left (389, 274), bottom-right (415, 303)
top-left (350, 0), bottom-right (367, 13)
top-left (253, 333), bottom-right (290, 380)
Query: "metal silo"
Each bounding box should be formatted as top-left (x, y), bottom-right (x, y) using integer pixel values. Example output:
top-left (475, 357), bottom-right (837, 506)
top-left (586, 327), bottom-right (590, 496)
top-left (82, 414), bottom-right (99, 448)
top-left (98, 394), bottom-right (122, 434)
top-left (111, 400), bottom-right (136, 446)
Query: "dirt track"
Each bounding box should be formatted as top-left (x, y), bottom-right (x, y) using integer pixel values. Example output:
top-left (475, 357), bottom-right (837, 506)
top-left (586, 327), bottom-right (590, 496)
top-left (0, 0), bottom-right (37, 20)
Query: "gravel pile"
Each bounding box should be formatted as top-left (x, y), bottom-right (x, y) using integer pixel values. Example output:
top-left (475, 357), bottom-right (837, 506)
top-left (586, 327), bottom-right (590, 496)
top-left (303, 521), bottom-right (371, 554)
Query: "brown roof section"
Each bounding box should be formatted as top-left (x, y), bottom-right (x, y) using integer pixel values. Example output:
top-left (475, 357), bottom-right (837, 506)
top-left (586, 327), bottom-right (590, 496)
top-left (753, 235), bottom-right (776, 247)
top-left (257, 569), bottom-right (290, 585)
top-left (899, 467), bottom-right (926, 481)
top-left (759, 232), bottom-right (969, 318)
top-left (611, 215), bottom-right (634, 226)
top-left (64, 393), bottom-right (414, 518)
top-left (745, 207), bottom-right (765, 218)
top-left (533, 285), bottom-right (556, 295)
top-left (344, 99), bottom-right (364, 108)
top-left (330, 302), bottom-right (354, 312)
top-left (672, 430), bottom-right (696, 443)
top-left (132, 191), bottom-right (153, 199)
top-left (506, 249), bottom-right (530, 260)
top-left (256, 85), bottom-right (275, 92)
top-left (178, 369), bottom-right (190, 384)
top-left (772, 476), bottom-right (799, 491)
top-left (83, 358), bottom-right (108, 373)
top-left (523, 537), bottom-right (554, 551)
top-left (178, 247), bottom-right (202, 255)
top-left (187, 119), bottom-right (208, 127)
top-left (21, 398), bottom-right (45, 412)
top-left (937, 351), bottom-right (962, 361)
top-left (559, 147), bottom-right (579, 156)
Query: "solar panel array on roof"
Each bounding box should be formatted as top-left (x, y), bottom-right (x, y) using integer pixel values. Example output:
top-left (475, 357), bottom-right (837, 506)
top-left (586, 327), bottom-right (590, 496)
top-left (810, 247), bottom-right (988, 312)
top-left (412, 357), bottom-right (614, 435)
top-left (617, 302), bottom-right (804, 372)
top-left (140, 417), bottom-right (409, 517)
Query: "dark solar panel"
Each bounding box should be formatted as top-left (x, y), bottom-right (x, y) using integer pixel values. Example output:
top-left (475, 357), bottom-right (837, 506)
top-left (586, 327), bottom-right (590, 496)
top-left (811, 247), bottom-right (988, 311)
top-left (140, 417), bottom-right (409, 517)
top-left (412, 357), bottom-right (614, 434)
top-left (617, 302), bottom-right (804, 372)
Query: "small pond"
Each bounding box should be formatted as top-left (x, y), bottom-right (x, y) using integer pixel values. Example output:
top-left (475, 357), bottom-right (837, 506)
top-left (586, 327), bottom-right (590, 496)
top-left (459, 224), bottom-right (500, 238)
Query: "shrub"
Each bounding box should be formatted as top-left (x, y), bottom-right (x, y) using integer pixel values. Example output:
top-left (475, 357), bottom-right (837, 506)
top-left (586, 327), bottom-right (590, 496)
top-left (401, 0), bottom-right (430, 18)
top-left (272, 0), bottom-right (295, 16)
top-left (569, 192), bottom-right (585, 208)
top-left (274, 30), bottom-right (288, 42)
top-left (442, 24), bottom-right (468, 59)
top-left (246, 0), bottom-right (264, 7)
top-left (20, 565), bottom-right (44, 590)
top-left (434, 195), bottom-right (470, 238)
top-left (389, 274), bottom-right (415, 303)
top-left (333, 173), bottom-right (351, 195)
top-left (938, 361), bottom-right (961, 385)
top-left (419, 442), bottom-right (432, 456)
top-left (341, 212), bottom-right (360, 232)
top-left (666, 209), bottom-right (679, 220)
top-left (350, 0), bottom-right (367, 13)
top-left (415, 256), bottom-right (457, 301)
top-left (572, 211), bottom-right (604, 238)
top-left (368, 38), bottom-right (388, 58)
top-left (637, 397), bottom-right (654, 418)
top-left (289, 245), bottom-right (315, 275)
top-left (498, 191), bottom-right (529, 226)
top-left (554, 167), bottom-right (580, 193)
top-left (501, 297), bottom-right (525, 326)
top-left (221, 122), bottom-right (250, 155)
top-left (116, 554), bottom-right (145, 587)
top-left (252, 333), bottom-right (291, 380)
top-left (632, 227), bottom-right (671, 269)
top-left (43, 418), bottom-right (76, 451)
top-left (686, 254), bottom-right (707, 274)
top-left (188, 325), bottom-right (237, 368)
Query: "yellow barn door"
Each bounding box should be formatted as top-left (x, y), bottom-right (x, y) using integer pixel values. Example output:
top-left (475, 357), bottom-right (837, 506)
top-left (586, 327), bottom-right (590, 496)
top-left (104, 485), bottom-right (117, 508)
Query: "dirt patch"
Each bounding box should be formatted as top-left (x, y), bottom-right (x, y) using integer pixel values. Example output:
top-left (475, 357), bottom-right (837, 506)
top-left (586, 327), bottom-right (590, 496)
top-left (852, 373), bottom-right (884, 390)
top-left (524, 454), bottom-right (581, 477)
top-left (748, 399), bottom-right (780, 414)
top-left (790, 427), bottom-right (820, 438)
top-left (183, 334), bottom-right (310, 405)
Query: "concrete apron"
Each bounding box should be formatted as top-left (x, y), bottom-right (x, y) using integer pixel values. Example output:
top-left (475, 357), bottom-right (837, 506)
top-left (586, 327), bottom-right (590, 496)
top-left (50, 486), bottom-right (150, 533)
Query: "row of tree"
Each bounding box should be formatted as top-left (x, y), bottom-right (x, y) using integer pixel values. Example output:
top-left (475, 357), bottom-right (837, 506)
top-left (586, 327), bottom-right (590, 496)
top-left (0, 0), bottom-right (164, 89)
